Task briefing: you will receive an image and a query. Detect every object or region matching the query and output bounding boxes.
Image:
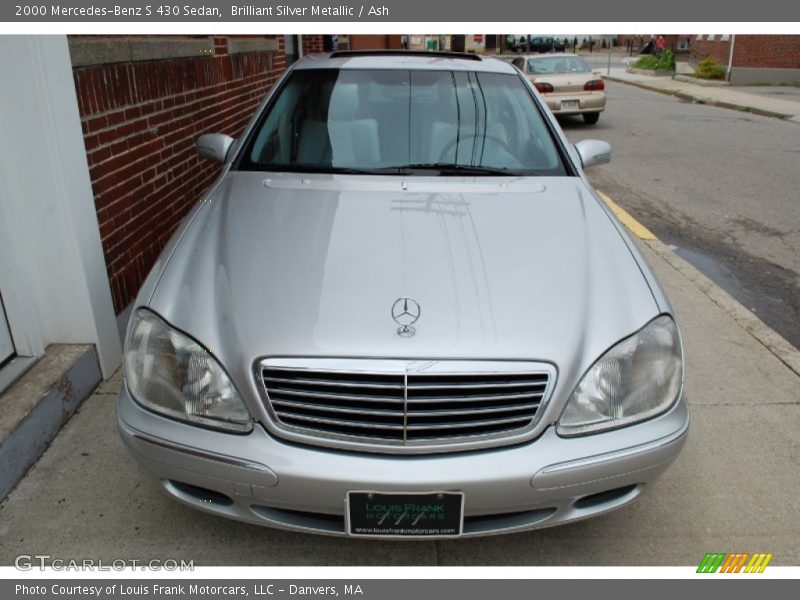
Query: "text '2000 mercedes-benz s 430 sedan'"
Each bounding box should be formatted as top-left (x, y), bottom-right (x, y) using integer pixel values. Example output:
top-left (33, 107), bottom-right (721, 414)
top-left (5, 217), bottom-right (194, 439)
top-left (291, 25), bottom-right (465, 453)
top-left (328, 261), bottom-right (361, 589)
top-left (117, 50), bottom-right (688, 539)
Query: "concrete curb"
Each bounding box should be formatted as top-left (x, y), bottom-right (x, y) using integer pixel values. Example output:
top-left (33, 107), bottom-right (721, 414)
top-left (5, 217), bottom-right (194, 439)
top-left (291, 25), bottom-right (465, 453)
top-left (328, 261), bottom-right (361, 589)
top-left (604, 74), bottom-right (794, 121)
top-left (644, 238), bottom-right (800, 379)
top-left (625, 67), bottom-right (673, 77)
top-left (0, 345), bottom-right (101, 501)
top-left (673, 74), bottom-right (730, 87)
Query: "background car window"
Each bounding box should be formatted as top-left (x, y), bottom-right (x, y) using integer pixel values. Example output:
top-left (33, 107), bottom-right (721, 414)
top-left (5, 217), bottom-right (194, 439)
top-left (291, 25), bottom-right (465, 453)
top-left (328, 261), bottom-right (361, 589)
top-left (528, 56), bottom-right (591, 74)
top-left (241, 69), bottom-right (566, 175)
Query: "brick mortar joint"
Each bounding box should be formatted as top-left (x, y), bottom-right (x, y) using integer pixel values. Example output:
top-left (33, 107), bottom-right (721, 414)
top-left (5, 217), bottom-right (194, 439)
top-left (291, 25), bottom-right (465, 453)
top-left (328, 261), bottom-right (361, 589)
top-left (81, 88), bottom-right (271, 158)
top-left (86, 110), bottom-right (259, 178)
top-left (78, 70), bottom-right (274, 123)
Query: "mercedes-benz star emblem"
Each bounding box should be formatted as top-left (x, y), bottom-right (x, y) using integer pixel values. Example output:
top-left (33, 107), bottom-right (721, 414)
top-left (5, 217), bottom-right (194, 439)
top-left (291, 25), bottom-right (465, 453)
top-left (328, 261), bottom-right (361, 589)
top-left (391, 297), bottom-right (421, 338)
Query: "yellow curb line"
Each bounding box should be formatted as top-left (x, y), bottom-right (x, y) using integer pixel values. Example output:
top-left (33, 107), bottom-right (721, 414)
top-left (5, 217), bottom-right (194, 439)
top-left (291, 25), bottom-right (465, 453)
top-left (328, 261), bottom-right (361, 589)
top-left (597, 191), bottom-right (657, 240)
top-left (595, 191), bottom-right (800, 378)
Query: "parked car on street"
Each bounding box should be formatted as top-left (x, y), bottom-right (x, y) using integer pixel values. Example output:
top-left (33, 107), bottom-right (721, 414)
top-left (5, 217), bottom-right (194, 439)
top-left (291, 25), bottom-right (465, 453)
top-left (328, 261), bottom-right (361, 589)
top-left (512, 53), bottom-right (606, 124)
top-left (506, 35), bottom-right (566, 53)
top-left (528, 36), bottom-right (566, 53)
top-left (118, 50), bottom-right (688, 539)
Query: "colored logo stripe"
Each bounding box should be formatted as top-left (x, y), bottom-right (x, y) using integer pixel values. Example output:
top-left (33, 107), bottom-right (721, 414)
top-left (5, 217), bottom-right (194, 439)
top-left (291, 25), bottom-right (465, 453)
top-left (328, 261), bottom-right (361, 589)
top-left (720, 553), bottom-right (749, 573)
top-left (697, 553), bottom-right (726, 573)
top-left (745, 553), bottom-right (773, 573)
top-left (697, 553), bottom-right (773, 573)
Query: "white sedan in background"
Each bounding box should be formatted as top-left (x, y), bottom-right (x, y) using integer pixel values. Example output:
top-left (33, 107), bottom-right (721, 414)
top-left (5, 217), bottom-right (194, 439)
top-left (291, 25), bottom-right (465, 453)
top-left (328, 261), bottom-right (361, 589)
top-left (512, 53), bottom-right (606, 124)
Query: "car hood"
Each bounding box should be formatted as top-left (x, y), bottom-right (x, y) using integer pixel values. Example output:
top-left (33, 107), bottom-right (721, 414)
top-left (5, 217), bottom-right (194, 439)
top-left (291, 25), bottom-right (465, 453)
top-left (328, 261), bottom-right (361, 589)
top-left (148, 171), bottom-right (659, 409)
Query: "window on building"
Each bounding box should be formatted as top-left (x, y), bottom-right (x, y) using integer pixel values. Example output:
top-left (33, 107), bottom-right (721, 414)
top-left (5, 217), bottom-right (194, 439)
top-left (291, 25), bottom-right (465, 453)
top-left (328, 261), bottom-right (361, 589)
top-left (284, 35), bottom-right (300, 65)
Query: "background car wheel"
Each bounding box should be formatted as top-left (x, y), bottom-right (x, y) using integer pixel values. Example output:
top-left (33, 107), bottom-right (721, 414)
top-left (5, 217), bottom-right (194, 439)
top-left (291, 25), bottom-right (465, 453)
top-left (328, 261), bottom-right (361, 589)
top-left (583, 113), bottom-right (600, 125)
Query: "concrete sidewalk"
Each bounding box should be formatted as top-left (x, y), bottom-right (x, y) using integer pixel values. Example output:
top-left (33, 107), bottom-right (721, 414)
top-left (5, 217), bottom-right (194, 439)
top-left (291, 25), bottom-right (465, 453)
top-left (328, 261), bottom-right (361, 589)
top-left (0, 214), bottom-right (798, 565)
top-left (604, 67), bottom-right (800, 123)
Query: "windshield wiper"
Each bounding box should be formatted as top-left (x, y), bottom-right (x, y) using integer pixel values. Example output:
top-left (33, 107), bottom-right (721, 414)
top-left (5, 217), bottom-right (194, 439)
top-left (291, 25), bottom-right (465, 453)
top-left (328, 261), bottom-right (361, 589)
top-left (396, 163), bottom-right (533, 176)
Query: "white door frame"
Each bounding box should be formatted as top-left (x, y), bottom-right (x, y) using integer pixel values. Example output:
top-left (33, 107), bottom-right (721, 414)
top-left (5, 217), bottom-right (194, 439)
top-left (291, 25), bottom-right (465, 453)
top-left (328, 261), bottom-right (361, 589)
top-left (0, 293), bottom-right (15, 365)
top-left (0, 35), bottom-right (121, 378)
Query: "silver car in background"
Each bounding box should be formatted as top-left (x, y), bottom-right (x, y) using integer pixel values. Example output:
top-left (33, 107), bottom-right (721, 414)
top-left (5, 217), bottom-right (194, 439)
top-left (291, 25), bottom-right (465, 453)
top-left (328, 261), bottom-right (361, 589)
top-left (118, 50), bottom-right (688, 539)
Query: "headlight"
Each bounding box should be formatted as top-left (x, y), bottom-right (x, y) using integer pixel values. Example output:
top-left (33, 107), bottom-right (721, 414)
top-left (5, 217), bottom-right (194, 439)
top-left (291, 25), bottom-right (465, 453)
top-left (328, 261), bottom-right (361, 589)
top-left (124, 309), bottom-right (252, 433)
top-left (557, 315), bottom-right (683, 437)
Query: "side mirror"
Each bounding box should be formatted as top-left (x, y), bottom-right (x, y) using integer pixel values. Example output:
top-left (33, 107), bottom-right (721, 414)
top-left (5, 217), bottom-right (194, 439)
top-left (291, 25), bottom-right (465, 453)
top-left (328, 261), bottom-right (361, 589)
top-left (196, 133), bottom-right (235, 163)
top-left (574, 139), bottom-right (611, 169)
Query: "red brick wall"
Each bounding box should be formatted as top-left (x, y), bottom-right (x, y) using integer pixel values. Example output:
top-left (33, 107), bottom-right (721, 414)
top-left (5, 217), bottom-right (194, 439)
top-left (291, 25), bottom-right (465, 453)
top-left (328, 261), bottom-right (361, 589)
top-left (349, 35), bottom-right (393, 50)
top-left (72, 35), bottom-right (322, 314)
top-left (690, 37), bottom-right (730, 64)
top-left (302, 35), bottom-right (325, 54)
top-left (691, 35), bottom-right (800, 68)
top-left (733, 35), bottom-right (800, 68)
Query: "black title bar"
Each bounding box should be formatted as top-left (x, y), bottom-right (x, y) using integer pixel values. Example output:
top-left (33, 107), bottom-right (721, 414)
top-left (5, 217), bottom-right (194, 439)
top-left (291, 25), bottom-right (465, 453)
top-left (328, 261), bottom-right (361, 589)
top-left (4, 1), bottom-right (800, 22)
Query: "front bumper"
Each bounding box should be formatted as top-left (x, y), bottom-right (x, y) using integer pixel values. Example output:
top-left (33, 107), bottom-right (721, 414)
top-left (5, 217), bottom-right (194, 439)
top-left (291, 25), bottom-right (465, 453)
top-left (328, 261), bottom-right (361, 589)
top-left (117, 385), bottom-right (689, 537)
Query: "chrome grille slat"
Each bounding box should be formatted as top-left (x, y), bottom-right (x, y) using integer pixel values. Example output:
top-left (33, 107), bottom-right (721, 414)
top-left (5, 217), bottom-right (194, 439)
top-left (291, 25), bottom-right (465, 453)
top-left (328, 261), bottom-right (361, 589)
top-left (267, 387), bottom-right (405, 404)
top-left (271, 399), bottom-right (405, 417)
top-left (407, 381), bottom-right (545, 390)
top-left (264, 376), bottom-right (405, 390)
top-left (280, 413), bottom-right (405, 431)
top-left (260, 362), bottom-right (552, 449)
top-left (405, 415), bottom-right (533, 431)
top-left (406, 403), bottom-right (540, 417)
top-left (405, 391), bottom-right (545, 403)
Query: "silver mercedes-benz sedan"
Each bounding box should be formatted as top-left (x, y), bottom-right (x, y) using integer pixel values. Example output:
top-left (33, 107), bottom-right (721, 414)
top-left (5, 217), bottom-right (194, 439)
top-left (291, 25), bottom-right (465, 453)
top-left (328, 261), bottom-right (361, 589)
top-left (118, 50), bottom-right (688, 539)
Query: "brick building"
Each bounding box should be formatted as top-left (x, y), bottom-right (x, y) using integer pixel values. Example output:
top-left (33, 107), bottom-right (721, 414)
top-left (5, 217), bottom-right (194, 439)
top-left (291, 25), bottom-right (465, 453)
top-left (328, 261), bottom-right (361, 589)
top-left (70, 36), bottom-right (293, 314)
top-left (0, 35), bottom-right (324, 387)
top-left (691, 35), bottom-right (800, 84)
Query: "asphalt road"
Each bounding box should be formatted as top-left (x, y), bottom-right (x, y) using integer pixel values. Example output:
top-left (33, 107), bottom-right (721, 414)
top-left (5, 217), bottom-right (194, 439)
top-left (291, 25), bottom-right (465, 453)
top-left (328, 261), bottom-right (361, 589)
top-left (561, 81), bottom-right (800, 350)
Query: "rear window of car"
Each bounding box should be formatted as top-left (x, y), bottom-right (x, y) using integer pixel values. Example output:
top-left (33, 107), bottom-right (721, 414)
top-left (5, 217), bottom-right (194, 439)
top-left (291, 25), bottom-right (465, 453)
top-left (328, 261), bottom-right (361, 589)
top-left (237, 68), bottom-right (568, 176)
top-left (528, 56), bottom-right (591, 75)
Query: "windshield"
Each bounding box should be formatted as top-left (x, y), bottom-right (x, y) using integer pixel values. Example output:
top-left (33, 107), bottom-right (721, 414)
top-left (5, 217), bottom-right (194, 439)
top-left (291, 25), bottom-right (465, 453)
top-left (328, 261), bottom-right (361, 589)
top-left (528, 56), bottom-right (591, 75)
top-left (238, 69), bottom-right (567, 176)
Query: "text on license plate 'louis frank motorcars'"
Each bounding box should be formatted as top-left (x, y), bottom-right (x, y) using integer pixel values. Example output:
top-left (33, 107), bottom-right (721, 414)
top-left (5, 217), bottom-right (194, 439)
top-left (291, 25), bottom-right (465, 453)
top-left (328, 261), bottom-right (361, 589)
top-left (117, 50), bottom-right (689, 539)
top-left (347, 492), bottom-right (465, 538)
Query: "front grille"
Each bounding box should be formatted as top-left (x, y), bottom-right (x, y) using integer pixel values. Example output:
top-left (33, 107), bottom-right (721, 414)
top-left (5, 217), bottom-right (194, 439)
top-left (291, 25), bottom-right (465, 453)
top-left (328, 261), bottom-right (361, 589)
top-left (259, 360), bottom-right (553, 450)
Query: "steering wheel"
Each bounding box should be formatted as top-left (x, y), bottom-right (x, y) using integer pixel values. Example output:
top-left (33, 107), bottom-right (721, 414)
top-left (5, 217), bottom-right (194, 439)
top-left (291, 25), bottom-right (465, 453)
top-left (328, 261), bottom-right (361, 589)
top-left (438, 132), bottom-right (515, 163)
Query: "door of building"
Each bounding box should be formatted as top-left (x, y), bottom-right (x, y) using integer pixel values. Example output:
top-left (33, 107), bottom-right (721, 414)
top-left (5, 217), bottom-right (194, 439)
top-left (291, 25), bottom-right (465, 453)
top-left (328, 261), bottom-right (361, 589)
top-left (0, 293), bottom-right (15, 366)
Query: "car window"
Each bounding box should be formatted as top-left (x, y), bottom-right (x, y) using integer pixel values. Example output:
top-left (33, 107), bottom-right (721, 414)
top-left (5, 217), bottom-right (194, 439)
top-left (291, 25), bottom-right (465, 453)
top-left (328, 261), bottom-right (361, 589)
top-left (528, 56), bottom-right (591, 75)
top-left (239, 68), bottom-right (567, 176)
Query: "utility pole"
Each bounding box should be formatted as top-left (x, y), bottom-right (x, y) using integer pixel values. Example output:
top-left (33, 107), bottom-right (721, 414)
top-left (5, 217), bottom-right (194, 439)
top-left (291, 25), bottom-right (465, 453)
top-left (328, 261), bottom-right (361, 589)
top-left (726, 34), bottom-right (736, 82)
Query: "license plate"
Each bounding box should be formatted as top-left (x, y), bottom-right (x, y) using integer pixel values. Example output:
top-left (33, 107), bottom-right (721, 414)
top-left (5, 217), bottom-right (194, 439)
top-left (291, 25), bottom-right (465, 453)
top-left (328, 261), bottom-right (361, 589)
top-left (346, 491), bottom-right (464, 538)
top-left (561, 100), bottom-right (580, 110)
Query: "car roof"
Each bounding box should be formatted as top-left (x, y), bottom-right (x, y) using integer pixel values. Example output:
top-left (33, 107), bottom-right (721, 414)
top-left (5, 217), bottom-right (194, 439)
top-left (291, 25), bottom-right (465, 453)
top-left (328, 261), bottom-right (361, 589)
top-left (293, 51), bottom-right (518, 74)
top-left (520, 53), bottom-right (582, 59)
